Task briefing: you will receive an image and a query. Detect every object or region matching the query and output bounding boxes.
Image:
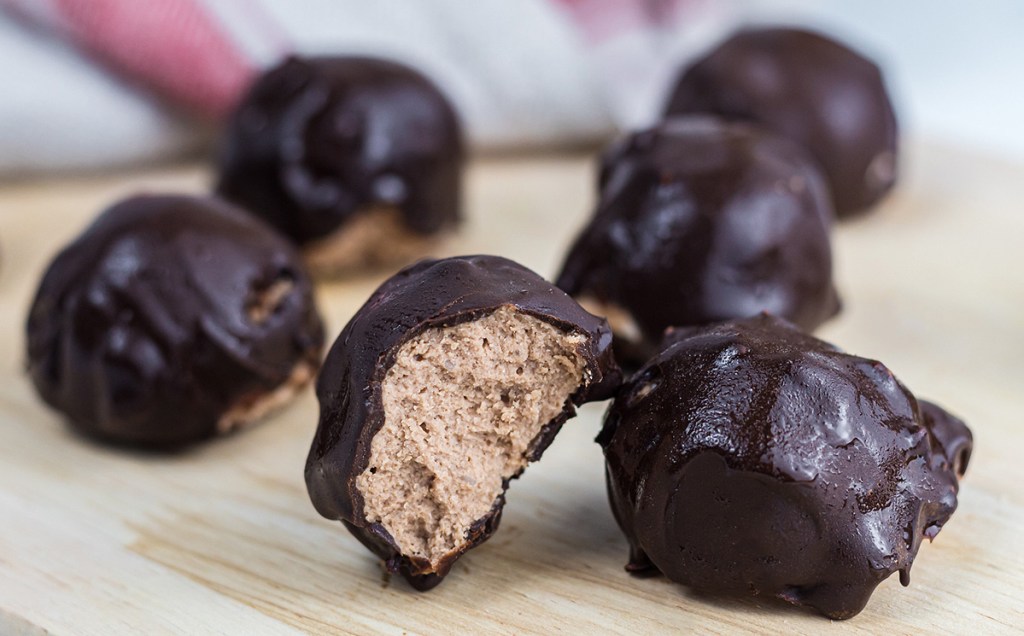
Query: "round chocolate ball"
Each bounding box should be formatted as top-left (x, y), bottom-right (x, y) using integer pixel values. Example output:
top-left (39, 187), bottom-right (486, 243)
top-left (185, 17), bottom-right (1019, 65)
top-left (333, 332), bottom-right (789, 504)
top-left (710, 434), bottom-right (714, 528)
top-left (26, 194), bottom-right (325, 447)
top-left (664, 28), bottom-right (899, 217)
top-left (306, 255), bottom-right (620, 589)
top-left (599, 314), bottom-right (971, 619)
top-left (216, 55), bottom-right (464, 275)
top-left (556, 117), bottom-right (840, 367)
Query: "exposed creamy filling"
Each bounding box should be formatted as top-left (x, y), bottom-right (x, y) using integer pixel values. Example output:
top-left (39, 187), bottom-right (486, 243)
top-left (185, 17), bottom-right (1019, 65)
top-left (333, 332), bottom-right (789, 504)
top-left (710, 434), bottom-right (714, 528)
top-left (303, 206), bottom-right (445, 277)
top-left (357, 306), bottom-right (587, 565)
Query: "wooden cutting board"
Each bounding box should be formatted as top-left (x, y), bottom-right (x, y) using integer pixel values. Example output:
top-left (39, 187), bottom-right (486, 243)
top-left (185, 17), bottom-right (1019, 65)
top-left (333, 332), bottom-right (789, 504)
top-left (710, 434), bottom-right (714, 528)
top-left (0, 144), bottom-right (1021, 635)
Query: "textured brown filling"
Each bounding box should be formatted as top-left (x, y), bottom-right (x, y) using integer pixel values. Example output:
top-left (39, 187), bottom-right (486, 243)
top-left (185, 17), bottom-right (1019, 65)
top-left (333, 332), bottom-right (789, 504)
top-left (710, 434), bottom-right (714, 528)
top-left (303, 206), bottom-right (445, 277)
top-left (576, 295), bottom-right (643, 345)
top-left (246, 277), bottom-right (295, 324)
top-left (356, 306), bottom-right (588, 566)
top-left (222, 276), bottom-right (313, 433)
top-left (217, 360), bottom-right (316, 434)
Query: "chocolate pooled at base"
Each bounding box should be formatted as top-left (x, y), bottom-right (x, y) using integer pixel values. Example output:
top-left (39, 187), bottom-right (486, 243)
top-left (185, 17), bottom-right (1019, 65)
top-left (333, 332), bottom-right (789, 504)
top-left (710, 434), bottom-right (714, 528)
top-left (306, 255), bottom-right (621, 590)
top-left (556, 117), bottom-right (840, 367)
top-left (216, 55), bottom-right (463, 273)
top-left (598, 314), bottom-right (971, 619)
top-left (25, 194), bottom-right (325, 448)
top-left (664, 27), bottom-right (899, 217)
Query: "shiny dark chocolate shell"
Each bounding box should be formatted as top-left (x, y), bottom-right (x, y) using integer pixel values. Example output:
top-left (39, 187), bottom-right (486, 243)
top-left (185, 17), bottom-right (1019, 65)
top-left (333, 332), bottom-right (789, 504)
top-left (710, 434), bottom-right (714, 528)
top-left (599, 314), bottom-right (971, 619)
top-left (557, 117), bottom-right (839, 367)
top-left (665, 28), bottom-right (899, 217)
top-left (26, 194), bottom-right (324, 447)
top-left (217, 55), bottom-right (463, 244)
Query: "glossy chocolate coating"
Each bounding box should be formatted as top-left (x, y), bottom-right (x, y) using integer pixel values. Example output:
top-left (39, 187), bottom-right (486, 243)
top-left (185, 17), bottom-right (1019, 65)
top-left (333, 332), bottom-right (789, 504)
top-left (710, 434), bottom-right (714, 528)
top-left (306, 255), bottom-right (621, 589)
top-left (664, 28), bottom-right (899, 217)
top-left (599, 314), bottom-right (971, 619)
top-left (217, 55), bottom-right (463, 244)
top-left (556, 117), bottom-right (839, 366)
top-left (26, 195), bottom-right (324, 447)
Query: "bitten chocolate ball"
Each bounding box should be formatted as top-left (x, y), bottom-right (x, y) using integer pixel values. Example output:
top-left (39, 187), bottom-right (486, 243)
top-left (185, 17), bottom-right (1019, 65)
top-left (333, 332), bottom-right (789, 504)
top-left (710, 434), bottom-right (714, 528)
top-left (306, 255), bottom-right (621, 589)
top-left (26, 194), bottom-right (325, 447)
top-left (599, 314), bottom-right (972, 620)
top-left (556, 117), bottom-right (839, 367)
top-left (217, 55), bottom-right (463, 275)
top-left (664, 27), bottom-right (899, 217)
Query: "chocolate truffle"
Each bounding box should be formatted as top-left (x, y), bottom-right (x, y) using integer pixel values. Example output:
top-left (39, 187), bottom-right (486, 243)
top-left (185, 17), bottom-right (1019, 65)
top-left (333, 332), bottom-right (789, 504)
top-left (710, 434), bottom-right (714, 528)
top-left (556, 117), bottom-right (839, 367)
top-left (664, 27), bottom-right (899, 217)
top-left (216, 55), bottom-right (464, 276)
top-left (26, 194), bottom-right (324, 447)
top-left (599, 314), bottom-right (972, 619)
top-left (306, 255), bottom-right (620, 589)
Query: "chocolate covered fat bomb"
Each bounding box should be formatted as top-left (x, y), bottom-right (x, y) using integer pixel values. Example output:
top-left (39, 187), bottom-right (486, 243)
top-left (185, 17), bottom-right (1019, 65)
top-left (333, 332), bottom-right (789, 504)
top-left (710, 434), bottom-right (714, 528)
top-left (26, 195), bottom-right (324, 447)
top-left (306, 255), bottom-right (620, 589)
top-left (557, 117), bottom-right (839, 366)
top-left (599, 314), bottom-right (972, 619)
top-left (665, 28), bottom-right (899, 217)
top-left (217, 56), bottom-right (463, 276)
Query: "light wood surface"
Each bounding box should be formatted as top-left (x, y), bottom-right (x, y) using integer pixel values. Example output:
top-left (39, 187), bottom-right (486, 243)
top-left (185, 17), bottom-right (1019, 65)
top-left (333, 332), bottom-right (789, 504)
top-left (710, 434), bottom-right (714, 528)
top-left (0, 144), bottom-right (1021, 635)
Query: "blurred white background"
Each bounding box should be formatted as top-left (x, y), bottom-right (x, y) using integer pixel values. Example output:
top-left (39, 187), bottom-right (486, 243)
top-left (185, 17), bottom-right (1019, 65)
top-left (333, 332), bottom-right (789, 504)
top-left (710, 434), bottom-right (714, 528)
top-left (0, 0), bottom-right (1021, 174)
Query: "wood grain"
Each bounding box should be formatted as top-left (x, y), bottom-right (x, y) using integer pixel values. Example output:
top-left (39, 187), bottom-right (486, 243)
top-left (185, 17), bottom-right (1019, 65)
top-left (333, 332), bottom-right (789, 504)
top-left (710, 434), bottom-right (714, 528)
top-left (0, 144), bottom-right (1021, 634)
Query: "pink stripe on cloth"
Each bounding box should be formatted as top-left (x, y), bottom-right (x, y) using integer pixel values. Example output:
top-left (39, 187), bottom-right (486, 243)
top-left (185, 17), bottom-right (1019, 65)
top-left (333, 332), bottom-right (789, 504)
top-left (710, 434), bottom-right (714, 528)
top-left (550, 0), bottom-right (693, 43)
top-left (46, 0), bottom-right (255, 118)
